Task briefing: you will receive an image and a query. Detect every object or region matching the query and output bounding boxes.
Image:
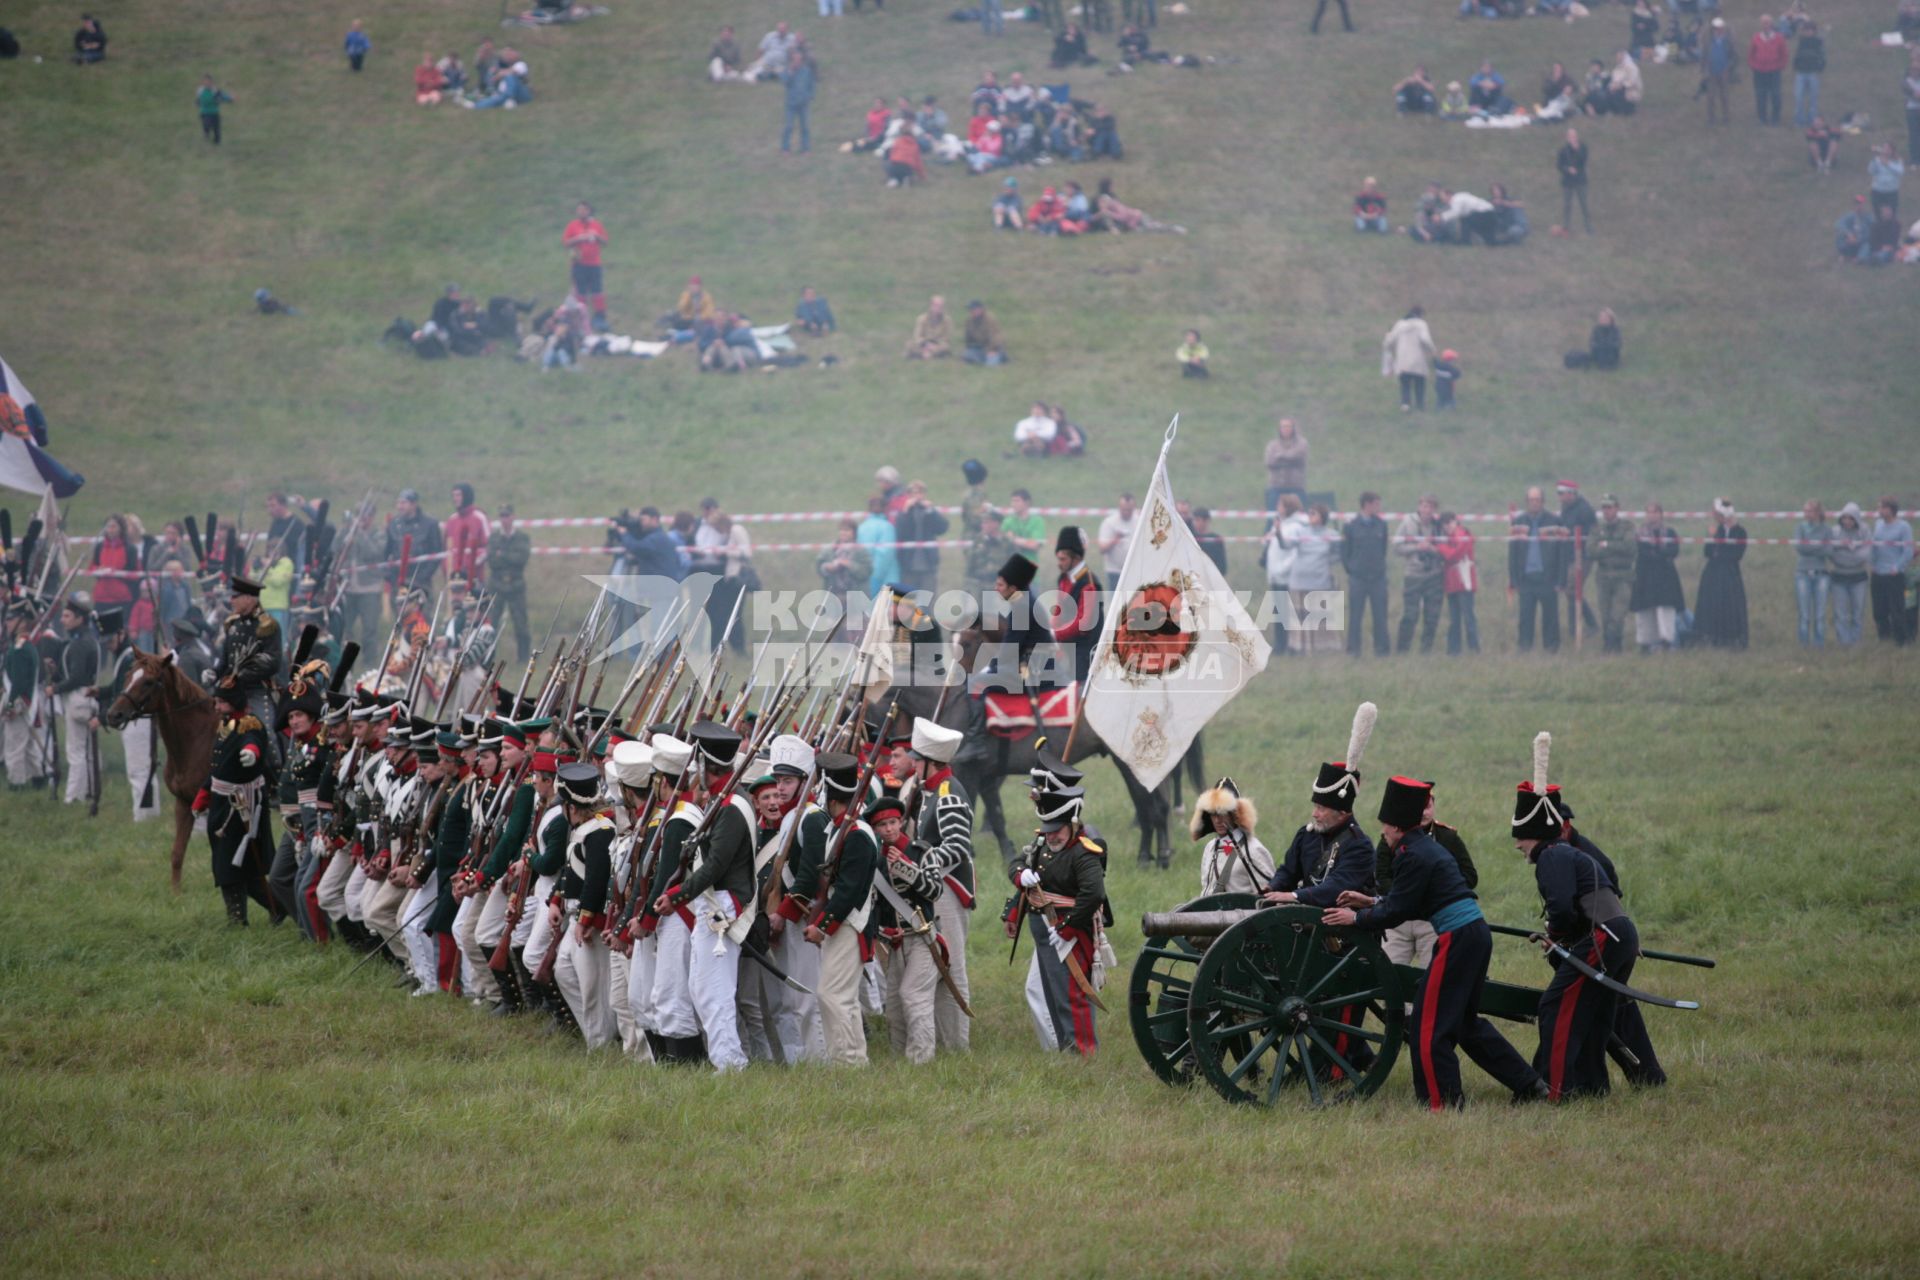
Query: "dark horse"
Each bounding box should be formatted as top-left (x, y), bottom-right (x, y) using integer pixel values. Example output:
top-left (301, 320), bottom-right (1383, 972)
top-left (104, 648), bottom-right (216, 891)
top-left (871, 676), bottom-right (1173, 871)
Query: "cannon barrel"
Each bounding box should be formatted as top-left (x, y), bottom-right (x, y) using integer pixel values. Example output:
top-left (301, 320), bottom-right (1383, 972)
top-left (1141, 909), bottom-right (1260, 939)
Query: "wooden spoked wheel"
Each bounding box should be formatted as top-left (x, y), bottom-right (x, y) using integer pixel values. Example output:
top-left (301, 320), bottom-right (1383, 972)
top-left (1127, 893), bottom-right (1259, 1086)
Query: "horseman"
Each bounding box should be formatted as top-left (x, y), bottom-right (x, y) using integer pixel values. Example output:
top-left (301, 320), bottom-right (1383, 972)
top-left (211, 575), bottom-right (283, 763)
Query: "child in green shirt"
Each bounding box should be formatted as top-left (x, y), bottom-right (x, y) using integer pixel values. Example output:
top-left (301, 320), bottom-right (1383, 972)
top-left (1176, 329), bottom-right (1210, 378)
top-left (196, 75), bottom-right (234, 145)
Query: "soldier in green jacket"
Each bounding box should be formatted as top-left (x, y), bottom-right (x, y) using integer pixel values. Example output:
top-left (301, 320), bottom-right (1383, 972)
top-left (800, 753), bottom-right (879, 1067)
top-left (964, 507), bottom-right (1018, 596)
top-left (487, 507), bottom-right (532, 664)
top-left (1590, 494), bottom-right (1639, 653)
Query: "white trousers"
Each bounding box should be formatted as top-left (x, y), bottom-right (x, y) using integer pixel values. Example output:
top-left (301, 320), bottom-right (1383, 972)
top-left (62, 694), bottom-right (94, 804)
top-left (1383, 919), bottom-right (1437, 968)
top-left (773, 923), bottom-right (825, 1063)
top-left (736, 949), bottom-right (786, 1064)
top-left (556, 925), bottom-right (617, 1049)
top-left (650, 912), bottom-right (699, 1038)
top-left (609, 947), bottom-right (639, 1056)
top-left (363, 876), bottom-right (409, 961)
top-left (401, 874), bottom-right (439, 991)
top-left (883, 937), bottom-right (939, 1065)
top-left (122, 717), bottom-right (162, 820)
top-left (2, 706), bottom-right (50, 784)
top-left (476, 880), bottom-right (510, 950)
top-left (454, 895), bottom-right (497, 1001)
top-left (687, 898), bottom-right (747, 1072)
top-left (1635, 606), bottom-right (1677, 646)
top-left (315, 846), bottom-right (355, 919)
top-left (1025, 947), bottom-right (1060, 1051)
top-left (933, 892), bottom-right (971, 1052)
top-left (514, 874), bottom-right (556, 954)
top-left (817, 924), bottom-right (868, 1067)
top-left (627, 932), bottom-right (659, 1036)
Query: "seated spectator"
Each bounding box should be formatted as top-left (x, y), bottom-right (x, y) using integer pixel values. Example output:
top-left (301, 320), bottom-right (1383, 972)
top-left (431, 285), bottom-right (463, 330)
top-left (1118, 24), bottom-right (1151, 66)
top-left (1045, 405), bottom-right (1088, 456)
top-left (1002, 71), bottom-right (1036, 119)
top-left (1629, 0), bottom-right (1660, 60)
top-left (438, 53), bottom-right (467, 96)
top-left (1440, 80), bottom-right (1472, 119)
top-left (917, 95), bottom-right (949, 137)
top-left (1834, 195), bottom-right (1871, 259)
top-left (1062, 180), bottom-right (1091, 229)
top-left (962, 300), bottom-right (1007, 366)
top-left (664, 275), bottom-right (718, 330)
top-left (966, 100), bottom-right (995, 148)
top-left (967, 120), bottom-right (1008, 173)
top-left (708, 24), bottom-right (744, 82)
top-left (1087, 103), bottom-right (1122, 159)
top-left (1052, 22), bottom-right (1096, 68)
top-left (1353, 176), bottom-right (1388, 232)
top-left (795, 286), bottom-right (836, 335)
top-left (885, 123), bottom-right (927, 186)
top-left (1177, 330), bottom-right (1210, 378)
top-left (1028, 185), bottom-right (1070, 234)
top-left (415, 50), bottom-right (445, 105)
top-left (1536, 81), bottom-right (1578, 122)
top-left (1406, 183), bottom-right (1450, 242)
top-left (1541, 62), bottom-right (1574, 107)
top-left (1002, 111), bottom-right (1042, 165)
top-left (1590, 50), bottom-right (1642, 116)
top-left (1014, 402), bottom-right (1058, 454)
top-left (1805, 116), bottom-right (1837, 172)
top-left (972, 70), bottom-right (1004, 114)
top-left (411, 321), bottom-right (450, 359)
top-left (992, 177), bottom-right (1026, 230)
top-left (1489, 182), bottom-right (1528, 243)
top-left (1900, 0), bottom-right (1920, 40)
top-left (852, 97), bottom-right (892, 151)
top-left (1862, 205), bottom-right (1902, 264)
top-left (906, 295), bottom-right (952, 359)
top-left (747, 22), bottom-right (795, 80)
top-left (72, 14), bottom-right (106, 64)
top-left (542, 316), bottom-right (580, 371)
top-left (1468, 61), bottom-right (1512, 115)
top-left (1394, 65), bottom-right (1438, 115)
top-left (1093, 178), bottom-right (1186, 233)
top-left (1579, 59), bottom-right (1611, 114)
top-left (467, 56), bottom-right (530, 108)
top-left (1565, 307), bottom-right (1623, 368)
top-left (473, 38), bottom-right (498, 92)
top-left (1048, 107), bottom-right (1087, 161)
top-left (449, 298), bottom-right (487, 355)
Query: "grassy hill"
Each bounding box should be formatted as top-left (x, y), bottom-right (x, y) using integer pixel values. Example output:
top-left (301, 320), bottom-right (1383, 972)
top-left (4, 0), bottom-right (1920, 1274)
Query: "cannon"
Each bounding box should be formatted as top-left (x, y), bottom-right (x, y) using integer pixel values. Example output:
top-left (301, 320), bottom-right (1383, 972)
top-left (1129, 898), bottom-right (1711, 1107)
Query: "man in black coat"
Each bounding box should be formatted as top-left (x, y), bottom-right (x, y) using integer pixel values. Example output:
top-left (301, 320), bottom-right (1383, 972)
top-left (1508, 486), bottom-right (1568, 652)
top-left (1340, 492), bottom-right (1390, 657)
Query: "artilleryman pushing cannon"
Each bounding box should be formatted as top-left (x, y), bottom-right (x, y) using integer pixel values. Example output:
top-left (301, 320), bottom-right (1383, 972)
top-left (1130, 719), bottom-right (1711, 1108)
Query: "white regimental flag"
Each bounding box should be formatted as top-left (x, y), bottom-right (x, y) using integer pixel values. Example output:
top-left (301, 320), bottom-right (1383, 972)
top-left (1081, 417), bottom-right (1271, 790)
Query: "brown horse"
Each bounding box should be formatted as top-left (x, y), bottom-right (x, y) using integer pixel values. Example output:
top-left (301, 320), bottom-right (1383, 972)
top-left (105, 648), bottom-right (217, 891)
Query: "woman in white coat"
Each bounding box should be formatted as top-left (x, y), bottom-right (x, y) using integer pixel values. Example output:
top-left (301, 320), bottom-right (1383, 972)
top-left (1193, 778), bottom-right (1276, 897)
top-left (1381, 305), bottom-right (1437, 413)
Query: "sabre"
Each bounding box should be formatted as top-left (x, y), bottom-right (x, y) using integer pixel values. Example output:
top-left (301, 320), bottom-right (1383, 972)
top-left (1520, 930), bottom-right (1702, 1010)
top-left (869, 874), bottom-right (973, 1017)
top-left (1486, 921), bottom-right (1716, 969)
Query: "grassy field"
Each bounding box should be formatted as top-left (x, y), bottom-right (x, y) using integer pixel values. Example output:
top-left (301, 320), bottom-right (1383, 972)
top-left (5, 0), bottom-right (1920, 1274)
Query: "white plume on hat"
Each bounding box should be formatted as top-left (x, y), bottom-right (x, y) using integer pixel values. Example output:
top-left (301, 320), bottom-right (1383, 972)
top-left (1346, 701), bottom-right (1378, 774)
top-left (649, 734), bottom-right (694, 776)
top-left (610, 739), bottom-right (655, 789)
top-left (1533, 731), bottom-right (1552, 795)
top-left (910, 716), bottom-right (964, 764)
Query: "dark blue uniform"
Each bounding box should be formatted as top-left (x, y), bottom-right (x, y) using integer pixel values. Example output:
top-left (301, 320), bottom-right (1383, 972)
top-left (1531, 839), bottom-right (1640, 1099)
top-left (1568, 827), bottom-right (1665, 1087)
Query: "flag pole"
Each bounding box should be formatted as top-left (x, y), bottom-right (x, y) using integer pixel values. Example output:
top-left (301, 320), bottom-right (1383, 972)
top-left (1063, 415), bottom-right (1179, 757)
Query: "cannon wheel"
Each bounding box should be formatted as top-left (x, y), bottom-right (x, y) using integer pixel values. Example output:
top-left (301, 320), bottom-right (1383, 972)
top-left (1186, 906), bottom-right (1406, 1106)
top-left (1128, 892), bottom-right (1259, 1086)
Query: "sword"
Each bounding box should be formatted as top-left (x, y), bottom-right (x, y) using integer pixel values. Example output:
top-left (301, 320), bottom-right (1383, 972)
top-left (741, 935), bottom-right (812, 996)
top-left (1034, 900), bottom-right (1107, 1012)
top-left (870, 874), bottom-right (972, 1017)
top-left (1526, 931), bottom-right (1701, 1010)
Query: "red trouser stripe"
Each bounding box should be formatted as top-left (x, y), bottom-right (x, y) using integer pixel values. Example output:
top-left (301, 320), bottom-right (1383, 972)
top-left (1063, 929), bottom-right (1098, 1056)
top-left (1547, 973), bottom-right (1587, 1100)
top-left (1420, 931), bottom-right (1452, 1112)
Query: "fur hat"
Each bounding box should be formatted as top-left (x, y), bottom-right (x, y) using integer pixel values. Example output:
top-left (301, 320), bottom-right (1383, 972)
top-left (998, 554), bottom-right (1037, 592)
top-left (1056, 525), bottom-right (1085, 558)
top-left (1190, 776), bottom-right (1257, 841)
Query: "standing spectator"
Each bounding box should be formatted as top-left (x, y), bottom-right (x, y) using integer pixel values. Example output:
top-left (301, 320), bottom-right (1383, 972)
top-left (1749, 15), bottom-right (1789, 124)
top-left (1630, 502), bottom-right (1684, 653)
top-left (443, 483), bottom-right (489, 586)
top-left (875, 467), bottom-right (907, 516)
top-left (1003, 489), bottom-right (1045, 556)
top-left (1437, 513), bottom-right (1478, 656)
top-left (1342, 492), bottom-right (1391, 657)
top-left (1703, 19), bottom-right (1734, 124)
top-left (708, 514), bottom-right (754, 653)
top-left (1382, 307), bottom-right (1436, 413)
top-left (857, 498), bottom-right (900, 598)
top-left (962, 300), bottom-right (1007, 365)
top-left (1590, 495), bottom-right (1638, 653)
top-left (688, 497), bottom-right (728, 578)
top-left (1432, 350), bottom-right (1461, 411)
top-left (1264, 495), bottom-right (1306, 655)
top-left (72, 14), bottom-right (106, 64)
top-left (1792, 22), bottom-right (1825, 128)
top-left (1191, 507), bottom-right (1228, 575)
top-left (1394, 495), bottom-right (1445, 653)
top-left (982, 0), bottom-right (1006, 36)
top-left (1792, 500), bottom-right (1832, 648)
top-left (1554, 127), bottom-right (1594, 236)
top-left (87, 514), bottom-right (139, 620)
top-left (563, 201), bottom-right (609, 332)
top-left (780, 47), bottom-right (816, 155)
top-left (1869, 143), bottom-right (1905, 222)
top-left (1176, 330), bottom-right (1210, 378)
top-left (488, 506), bottom-right (531, 663)
top-left (383, 488), bottom-right (444, 596)
top-left (1558, 481), bottom-right (1599, 641)
top-left (1695, 499), bottom-right (1750, 649)
top-left (817, 519), bottom-right (874, 637)
top-left (196, 74), bottom-right (234, 146)
top-left (264, 492), bottom-right (309, 570)
top-left (1292, 504), bottom-right (1341, 653)
top-left (959, 458), bottom-right (991, 538)
top-left (893, 481), bottom-right (950, 595)
top-left (1827, 502), bottom-right (1871, 646)
top-left (964, 508), bottom-right (1017, 596)
top-left (341, 506), bottom-right (387, 648)
top-left (1311, 0), bottom-right (1353, 34)
top-left (1263, 418), bottom-right (1309, 511)
top-left (1869, 497), bottom-right (1915, 645)
top-left (1509, 488), bottom-right (1566, 653)
top-left (1097, 493), bottom-right (1137, 587)
top-left (344, 19), bottom-right (370, 72)
top-left (1905, 50), bottom-right (1920, 165)
top-left (1353, 177), bottom-right (1389, 233)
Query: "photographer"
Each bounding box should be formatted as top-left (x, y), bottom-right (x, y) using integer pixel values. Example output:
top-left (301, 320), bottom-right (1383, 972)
top-left (610, 507), bottom-right (684, 583)
top-left (892, 481), bottom-right (950, 596)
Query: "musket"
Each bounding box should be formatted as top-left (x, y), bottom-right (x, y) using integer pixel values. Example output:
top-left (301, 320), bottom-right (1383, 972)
top-left (402, 590), bottom-right (445, 710)
top-left (363, 603), bottom-right (408, 703)
top-left (509, 582), bottom-right (575, 716)
top-left (614, 679), bottom-right (704, 938)
top-left (869, 873), bottom-right (972, 1017)
top-left (430, 591), bottom-right (497, 720)
top-left (804, 682), bottom-right (904, 931)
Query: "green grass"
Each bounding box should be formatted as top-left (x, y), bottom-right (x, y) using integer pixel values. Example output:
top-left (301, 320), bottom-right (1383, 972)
top-left (5, 0), bottom-right (1920, 1273)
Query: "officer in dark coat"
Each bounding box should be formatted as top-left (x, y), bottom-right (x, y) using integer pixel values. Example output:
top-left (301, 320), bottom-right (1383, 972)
top-left (212, 575), bottom-right (283, 760)
top-left (198, 685), bottom-right (276, 926)
top-left (1009, 785), bottom-right (1108, 1056)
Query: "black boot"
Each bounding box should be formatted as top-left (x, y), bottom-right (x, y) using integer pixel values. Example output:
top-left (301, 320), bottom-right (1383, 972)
top-left (1511, 1078), bottom-right (1551, 1105)
top-left (221, 885), bottom-right (249, 927)
top-left (543, 983), bottom-right (581, 1039)
top-left (645, 1030), bottom-right (673, 1062)
top-left (677, 1034), bottom-right (709, 1066)
top-left (490, 962), bottom-right (522, 1016)
top-left (510, 947), bottom-right (540, 1010)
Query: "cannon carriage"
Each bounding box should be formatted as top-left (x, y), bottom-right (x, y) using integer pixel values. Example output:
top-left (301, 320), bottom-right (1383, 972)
top-left (1130, 897), bottom-right (1705, 1106)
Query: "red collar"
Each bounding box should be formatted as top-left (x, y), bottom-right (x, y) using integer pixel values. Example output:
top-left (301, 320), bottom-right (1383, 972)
top-left (922, 766), bottom-right (952, 790)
